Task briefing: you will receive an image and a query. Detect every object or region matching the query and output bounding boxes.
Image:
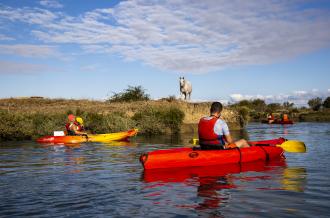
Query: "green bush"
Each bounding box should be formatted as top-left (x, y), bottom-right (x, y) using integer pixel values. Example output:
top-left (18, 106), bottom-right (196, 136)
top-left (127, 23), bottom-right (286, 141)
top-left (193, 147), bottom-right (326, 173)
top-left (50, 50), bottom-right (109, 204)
top-left (236, 106), bottom-right (250, 126)
top-left (323, 97), bottom-right (330, 109)
top-left (0, 111), bottom-right (66, 140)
top-left (308, 97), bottom-right (322, 111)
top-left (133, 106), bottom-right (184, 135)
top-left (161, 107), bottom-right (185, 134)
top-left (85, 112), bottom-right (135, 134)
top-left (108, 86), bottom-right (150, 102)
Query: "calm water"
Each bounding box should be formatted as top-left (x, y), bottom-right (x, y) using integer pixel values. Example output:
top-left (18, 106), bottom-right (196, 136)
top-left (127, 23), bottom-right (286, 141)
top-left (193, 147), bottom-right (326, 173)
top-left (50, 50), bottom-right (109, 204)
top-left (0, 122), bottom-right (329, 217)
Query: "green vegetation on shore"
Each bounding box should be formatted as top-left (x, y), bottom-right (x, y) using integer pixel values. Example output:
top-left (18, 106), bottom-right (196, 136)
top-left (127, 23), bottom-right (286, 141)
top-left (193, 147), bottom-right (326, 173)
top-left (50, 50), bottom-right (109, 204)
top-left (229, 97), bottom-right (330, 122)
top-left (0, 86), bottom-right (245, 141)
top-left (0, 98), bottom-right (243, 141)
top-left (0, 102), bottom-right (186, 141)
top-left (1, 88), bottom-right (329, 141)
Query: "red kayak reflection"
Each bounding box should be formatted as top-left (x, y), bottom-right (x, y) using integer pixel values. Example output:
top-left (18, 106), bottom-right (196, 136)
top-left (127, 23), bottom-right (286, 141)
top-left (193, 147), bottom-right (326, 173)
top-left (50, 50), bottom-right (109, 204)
top-left (143, 159), bottom-right (287, 183)
top-left (142, 159), bottom-right (306, 210)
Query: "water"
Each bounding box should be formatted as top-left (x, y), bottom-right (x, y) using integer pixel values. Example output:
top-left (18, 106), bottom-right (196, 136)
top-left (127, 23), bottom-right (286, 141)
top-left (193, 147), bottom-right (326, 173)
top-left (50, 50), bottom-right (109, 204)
top-left (0, 122), bottom-right (329, 217)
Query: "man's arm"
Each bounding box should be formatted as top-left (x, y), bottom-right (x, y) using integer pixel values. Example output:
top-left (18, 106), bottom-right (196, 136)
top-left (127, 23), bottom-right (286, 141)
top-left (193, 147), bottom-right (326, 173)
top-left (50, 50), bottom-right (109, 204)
top-left (224, 134), bottom-right (234, 144)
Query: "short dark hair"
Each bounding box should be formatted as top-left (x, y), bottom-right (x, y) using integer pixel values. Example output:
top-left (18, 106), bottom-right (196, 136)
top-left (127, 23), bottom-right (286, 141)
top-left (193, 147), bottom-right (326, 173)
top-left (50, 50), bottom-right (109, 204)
top-left (210, 102), bottom-right (223, 114)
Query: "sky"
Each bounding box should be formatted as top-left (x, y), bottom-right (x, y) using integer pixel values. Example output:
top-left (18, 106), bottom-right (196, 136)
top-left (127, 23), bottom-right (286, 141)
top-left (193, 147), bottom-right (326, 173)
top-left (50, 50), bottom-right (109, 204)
top-left (0, 0), bottom-right (330, 106)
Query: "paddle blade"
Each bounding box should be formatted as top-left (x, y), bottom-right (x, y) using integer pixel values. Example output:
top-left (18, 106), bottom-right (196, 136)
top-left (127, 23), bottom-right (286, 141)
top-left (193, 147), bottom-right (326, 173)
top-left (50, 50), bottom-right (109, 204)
top-left (277, 140), bottom-right (306, 153)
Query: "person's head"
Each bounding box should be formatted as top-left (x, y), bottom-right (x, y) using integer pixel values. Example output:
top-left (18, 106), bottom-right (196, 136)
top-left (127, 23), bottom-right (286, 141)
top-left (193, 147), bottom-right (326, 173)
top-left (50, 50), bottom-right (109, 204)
top-left (76, 117), bottom-right (84, 125)
top-left (210, 102), bottom-right (223, 116)
top-left (68, 114), bottom-right (75, 122)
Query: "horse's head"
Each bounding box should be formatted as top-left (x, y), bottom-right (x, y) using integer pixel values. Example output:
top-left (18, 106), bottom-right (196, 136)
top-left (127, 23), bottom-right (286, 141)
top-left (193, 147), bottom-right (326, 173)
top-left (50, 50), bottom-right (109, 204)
top-left (179, 77), bottom-right (185, 87)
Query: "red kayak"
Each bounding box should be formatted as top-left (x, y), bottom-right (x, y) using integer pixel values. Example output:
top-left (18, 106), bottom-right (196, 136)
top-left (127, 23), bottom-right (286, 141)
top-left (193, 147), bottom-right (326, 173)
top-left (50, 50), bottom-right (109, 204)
top-left (140, 138), bottom-right (285, 170)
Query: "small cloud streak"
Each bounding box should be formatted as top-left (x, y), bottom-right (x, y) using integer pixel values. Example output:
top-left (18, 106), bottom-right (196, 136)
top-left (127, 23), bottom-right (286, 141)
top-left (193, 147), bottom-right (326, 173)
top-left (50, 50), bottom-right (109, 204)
top-left (0, 44), bottom-right (60, 58)
top-left (0, 34), bottom-right (14, 41)
top-left (39, 0), bottom-right (63, 9)
top-left (0, 60), bottom-right (49, 74)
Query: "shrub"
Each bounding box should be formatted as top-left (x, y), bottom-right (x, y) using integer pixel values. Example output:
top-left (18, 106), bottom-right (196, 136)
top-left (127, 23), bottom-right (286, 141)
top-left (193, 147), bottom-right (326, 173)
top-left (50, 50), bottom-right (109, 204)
top-left (108, 86), bottom-right (150, 102)
top-left (84, 112), bottom-right (134, 134)
top-left (237, 106), bottom-right (250, 126)
top-left (251, 99), bottom-right (266, 112)
top-left (266, 103), bottom-right (282, 113)
top-left (323, 97), bottom-right (330, 109)
top-left (133, 106), bottom-right (184, 135)
top-left (160, 107), bottom-right (185, 134)
top-left (308, 97), bottom-right (322, 111)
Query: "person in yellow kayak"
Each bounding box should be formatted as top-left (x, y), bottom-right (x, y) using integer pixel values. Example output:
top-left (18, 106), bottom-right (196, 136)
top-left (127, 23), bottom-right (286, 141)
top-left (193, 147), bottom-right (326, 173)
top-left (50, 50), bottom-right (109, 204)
top-left (198, 102), bottom-right (250, 150)
top-left (75, 116), bottom-right (85, 132)
top-left (65, 114), bottom-right (86, 136)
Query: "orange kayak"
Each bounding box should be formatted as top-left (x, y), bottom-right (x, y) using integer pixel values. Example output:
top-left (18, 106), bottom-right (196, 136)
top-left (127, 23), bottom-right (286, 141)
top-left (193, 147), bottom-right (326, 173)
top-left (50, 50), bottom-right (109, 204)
top-left (37, 129), bottom-right (138, 144)
top-left (140, 138), bottom-right (285, 170)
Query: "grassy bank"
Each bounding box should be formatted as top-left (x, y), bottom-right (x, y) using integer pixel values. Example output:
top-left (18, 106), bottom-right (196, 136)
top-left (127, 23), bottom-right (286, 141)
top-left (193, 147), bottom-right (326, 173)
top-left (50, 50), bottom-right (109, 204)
top-left (0, 98), bottom-right (244, 141)
top-left (298, 110), bottom-right (330, 122)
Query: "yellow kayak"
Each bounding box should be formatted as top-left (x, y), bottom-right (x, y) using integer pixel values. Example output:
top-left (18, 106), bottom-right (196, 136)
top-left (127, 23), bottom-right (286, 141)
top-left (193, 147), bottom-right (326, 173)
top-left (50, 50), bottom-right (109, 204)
top-left (37, 129), bottom-right (138, 144)
top-left (88, 129), bottom-right (138, 142)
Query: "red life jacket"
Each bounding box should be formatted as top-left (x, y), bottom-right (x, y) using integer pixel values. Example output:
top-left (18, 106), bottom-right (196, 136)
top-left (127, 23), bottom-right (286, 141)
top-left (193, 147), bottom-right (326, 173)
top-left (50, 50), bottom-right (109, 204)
top-left (198, 116), bottom-right (226, 146)
top-left (65, 121), bottom-right (81, 135)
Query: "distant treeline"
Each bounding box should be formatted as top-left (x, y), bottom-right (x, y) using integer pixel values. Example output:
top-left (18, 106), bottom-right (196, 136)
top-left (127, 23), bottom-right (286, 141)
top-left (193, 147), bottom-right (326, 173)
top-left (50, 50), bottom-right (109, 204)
top-left (228, 97), bottom-right (330, 122)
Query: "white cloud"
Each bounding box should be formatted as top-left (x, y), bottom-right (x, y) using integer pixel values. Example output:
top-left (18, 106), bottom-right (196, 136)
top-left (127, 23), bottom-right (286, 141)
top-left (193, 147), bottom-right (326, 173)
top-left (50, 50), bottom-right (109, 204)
top-left (1, 1), bottom-right (330, 73)
top-left (0, 44), bottom-right (60, 58)
top-left (0, 34), bottom-right (14, 41)
top-left (0, 60), bottom-right (49, 74)
top-left (39, 0), bottom-right (63, 9)
top-left (229, 94), bottom-right (244, 102)
top-left (293, 90), bottom-right (307, 95)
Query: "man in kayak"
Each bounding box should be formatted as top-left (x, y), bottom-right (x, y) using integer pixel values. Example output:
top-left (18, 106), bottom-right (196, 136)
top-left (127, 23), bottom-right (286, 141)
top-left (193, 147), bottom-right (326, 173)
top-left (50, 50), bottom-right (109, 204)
top-left (65, 114), bottom-right (86, 136)
top-left (198, 102), bottom-right (250, 150)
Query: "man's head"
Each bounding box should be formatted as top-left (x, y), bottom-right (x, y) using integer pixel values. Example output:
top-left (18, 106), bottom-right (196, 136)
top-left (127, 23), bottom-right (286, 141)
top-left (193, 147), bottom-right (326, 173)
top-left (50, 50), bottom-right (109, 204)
top-left (210, 102), bottom-right (223, 116)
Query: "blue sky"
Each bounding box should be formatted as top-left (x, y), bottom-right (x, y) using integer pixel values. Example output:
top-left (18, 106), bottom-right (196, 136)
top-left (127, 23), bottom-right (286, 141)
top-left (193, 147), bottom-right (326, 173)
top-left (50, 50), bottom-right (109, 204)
top-left (0, 0), bottom-right (330, 106)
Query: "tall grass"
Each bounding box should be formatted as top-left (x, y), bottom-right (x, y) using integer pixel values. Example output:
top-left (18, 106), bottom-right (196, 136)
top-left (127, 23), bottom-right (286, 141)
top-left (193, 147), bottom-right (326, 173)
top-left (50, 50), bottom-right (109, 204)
top-left (0, 105), bottom-right (185, 141)
top-left (133, 106), bottom-right (184, 135)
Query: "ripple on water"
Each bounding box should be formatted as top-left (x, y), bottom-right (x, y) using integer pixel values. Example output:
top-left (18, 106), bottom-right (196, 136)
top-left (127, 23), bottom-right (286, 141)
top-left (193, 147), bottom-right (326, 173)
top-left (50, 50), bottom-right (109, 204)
top-left (0, 123), bottom-right (330, 217)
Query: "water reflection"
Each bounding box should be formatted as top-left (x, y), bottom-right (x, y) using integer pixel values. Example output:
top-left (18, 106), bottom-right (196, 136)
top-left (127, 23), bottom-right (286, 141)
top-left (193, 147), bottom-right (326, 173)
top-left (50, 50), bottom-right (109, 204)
top-left (282, 167), bottom-right (307, 192)
top-left (142, 159), bottom-right (307, 211)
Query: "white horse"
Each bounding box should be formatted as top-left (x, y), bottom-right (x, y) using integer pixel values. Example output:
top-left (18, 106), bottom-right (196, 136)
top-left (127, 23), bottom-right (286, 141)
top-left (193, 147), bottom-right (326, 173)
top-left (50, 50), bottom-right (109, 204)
top-left (179, 77), bottom-right (192, 100)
